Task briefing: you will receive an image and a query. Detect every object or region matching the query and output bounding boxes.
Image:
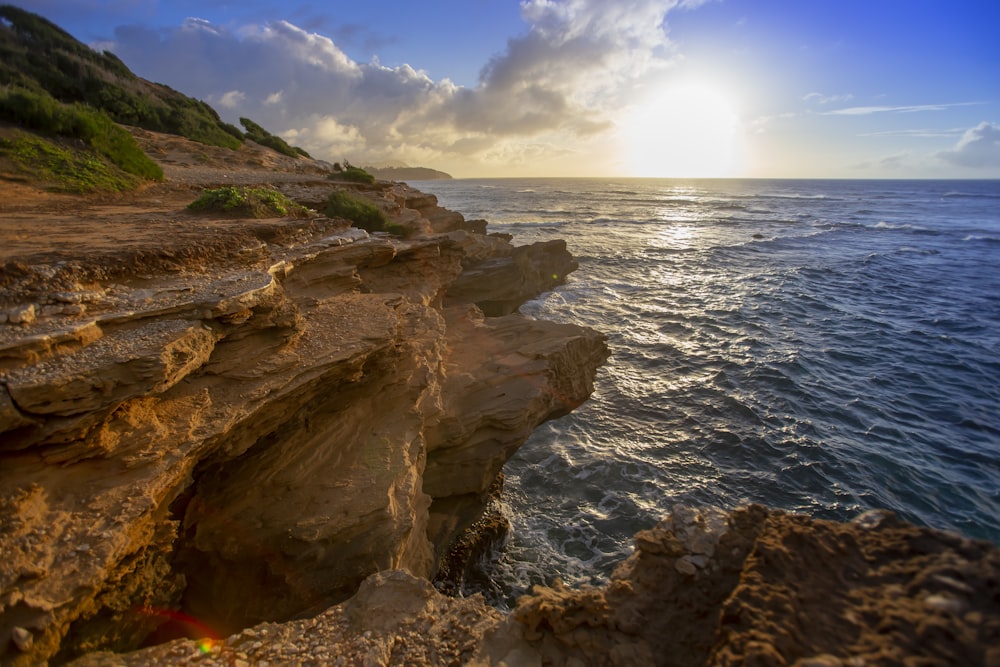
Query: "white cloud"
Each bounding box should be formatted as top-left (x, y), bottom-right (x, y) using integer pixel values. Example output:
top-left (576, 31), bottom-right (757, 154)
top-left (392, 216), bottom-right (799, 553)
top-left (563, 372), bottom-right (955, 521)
top-left (938, 122), bottom-right (1000, 168)
top-left (824, 102), bottom-right (984, 116)
top-left (803, 92), bottom-right (853, 105)
top-left (858, 127), bottom-right (966, 138)
top-left (216, 90), bottom-right (246, 109)
top-left (105, 0), bottom-right (690, 172)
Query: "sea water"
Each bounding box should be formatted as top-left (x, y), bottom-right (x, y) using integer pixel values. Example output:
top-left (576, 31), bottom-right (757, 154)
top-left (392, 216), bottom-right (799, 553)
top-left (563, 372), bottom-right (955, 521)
top-left (414, 178), bottom-right (1000, 603)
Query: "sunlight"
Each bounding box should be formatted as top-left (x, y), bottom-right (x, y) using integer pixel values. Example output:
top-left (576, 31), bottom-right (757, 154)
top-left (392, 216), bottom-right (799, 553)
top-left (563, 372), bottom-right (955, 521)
top-left (618, 80), bottom-right (744, 177)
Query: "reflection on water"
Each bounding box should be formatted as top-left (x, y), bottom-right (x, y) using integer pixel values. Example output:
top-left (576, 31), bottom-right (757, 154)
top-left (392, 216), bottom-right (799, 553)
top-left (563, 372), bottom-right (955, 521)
top-left (416, 178), bottom-right (1000, 603)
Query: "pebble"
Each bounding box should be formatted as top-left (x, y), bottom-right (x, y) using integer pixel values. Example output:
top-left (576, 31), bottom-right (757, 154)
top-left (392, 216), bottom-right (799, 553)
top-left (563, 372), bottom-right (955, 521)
top-left (7, 304), bottom-right (35, 325)
top-left (11, 626), bottom-right (33, 651)
top-left (924, 593), bottom-right (965, 615)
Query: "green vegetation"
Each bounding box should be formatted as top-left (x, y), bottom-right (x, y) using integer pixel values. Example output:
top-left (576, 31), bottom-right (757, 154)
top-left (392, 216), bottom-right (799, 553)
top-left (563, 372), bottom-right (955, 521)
top-left (0, 87), bottom-right (163, 181)
top-left (328, 164), bottom-right (376, 184)
top-left (240, 117), bottom-right (310, 159)
top-left (0, 131), bottom-right (141, 193)
top-left (325, 190), bottom-right (406, 236)
top-left (0, 5), bottom-right (243, 150)
top-left (187, 186), bottom-right (311, 218)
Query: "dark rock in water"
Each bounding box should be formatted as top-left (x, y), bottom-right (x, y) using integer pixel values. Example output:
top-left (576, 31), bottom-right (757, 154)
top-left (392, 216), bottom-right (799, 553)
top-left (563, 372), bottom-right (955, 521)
top-left (433, 474), bottom-right (510, 600)
top-left (752, 233), bottom-right (765, 239)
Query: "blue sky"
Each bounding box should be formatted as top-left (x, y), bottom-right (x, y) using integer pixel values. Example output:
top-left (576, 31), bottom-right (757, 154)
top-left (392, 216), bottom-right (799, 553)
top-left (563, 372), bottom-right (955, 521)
top-left (15, 0), bottom-right (1000, 178)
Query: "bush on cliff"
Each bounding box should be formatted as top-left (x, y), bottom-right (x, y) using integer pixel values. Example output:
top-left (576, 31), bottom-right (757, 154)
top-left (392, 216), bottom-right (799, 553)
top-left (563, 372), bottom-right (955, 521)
top-left (327, 165), bottom-right (375, 184)
top-left (324, 190), bottom-right (406, 236)
top-left (239, 117), bottom-right (310, 159)
top-left (187, 186), bottom-right (311, 218)
top-left (0, 87), bottom-right (163, 181)
top-left (0, 5), bottom-right (243, 150)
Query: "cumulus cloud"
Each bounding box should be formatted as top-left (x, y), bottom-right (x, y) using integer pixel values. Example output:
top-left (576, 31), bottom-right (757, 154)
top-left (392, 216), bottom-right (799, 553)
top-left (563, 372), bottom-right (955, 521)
top-left (938, 122), bottom-right (1000, 168)
top-left (105, 0), bottom-right (690, 171)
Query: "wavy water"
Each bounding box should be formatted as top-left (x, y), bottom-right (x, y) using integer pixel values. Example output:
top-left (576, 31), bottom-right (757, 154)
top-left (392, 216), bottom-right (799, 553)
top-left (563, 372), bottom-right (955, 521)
top-left (416, 178), bottom-right (1000, 603)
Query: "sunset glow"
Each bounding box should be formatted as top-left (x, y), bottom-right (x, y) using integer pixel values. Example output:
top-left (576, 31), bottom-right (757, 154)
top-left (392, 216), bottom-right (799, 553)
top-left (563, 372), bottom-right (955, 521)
top-left (620, 81), bottom-right (744, 178)
top-left (24, 1), bottom-right (1000, 178)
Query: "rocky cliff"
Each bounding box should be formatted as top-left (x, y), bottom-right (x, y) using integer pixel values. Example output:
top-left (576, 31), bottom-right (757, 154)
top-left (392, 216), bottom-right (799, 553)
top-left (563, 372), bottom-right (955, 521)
top-left (0, 136), bottom-right (608, 665)
top-left (3, 133), bottom-right (999, 667)
top-left (65, 505), bottom-right (1000, 667)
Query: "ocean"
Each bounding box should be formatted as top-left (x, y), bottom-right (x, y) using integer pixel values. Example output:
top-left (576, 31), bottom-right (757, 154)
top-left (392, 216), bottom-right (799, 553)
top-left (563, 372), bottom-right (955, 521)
top-left (415, 178), bottom-right (1000, 603)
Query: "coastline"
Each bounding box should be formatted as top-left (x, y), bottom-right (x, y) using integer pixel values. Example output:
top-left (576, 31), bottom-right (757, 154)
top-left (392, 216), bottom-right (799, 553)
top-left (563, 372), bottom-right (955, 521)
top-left (2, 134), bottom-right (998, 666)
top-left (0, 128), bottom-right (608, 664)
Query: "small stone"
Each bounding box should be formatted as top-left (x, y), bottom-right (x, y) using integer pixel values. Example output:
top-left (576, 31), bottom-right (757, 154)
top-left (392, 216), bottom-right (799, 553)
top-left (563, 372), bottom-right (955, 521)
top-left (852, 508), bottom-right (898, 530)
top-left (7, 304), bottom-right (35, 325)
top-left (40, 305), bottom-right (65, 318)
top-left (675, 557), bottom-right (697, 576)
top-left (11, 626), bottom-right (33, 651)
top-left (53, 292), bottom-right (84, 304)
top-left (924, 593), bottom-right (965, 614)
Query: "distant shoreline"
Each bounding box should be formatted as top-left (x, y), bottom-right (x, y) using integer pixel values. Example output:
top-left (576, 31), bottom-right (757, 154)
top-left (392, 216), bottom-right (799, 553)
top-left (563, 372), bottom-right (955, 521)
top-left (365, 166), bottom-right (452, 180)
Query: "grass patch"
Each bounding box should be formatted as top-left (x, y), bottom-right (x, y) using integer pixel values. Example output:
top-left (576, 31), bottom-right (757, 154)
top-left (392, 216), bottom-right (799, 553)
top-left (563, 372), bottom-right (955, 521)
top-left (325, 190), bottom-right (406, 235)
top-left (0, 87), bottom-right (163, 181)
top-left (0, 131), bottom-right (140, 192)
top-left (187, 186), bottom-right (311, 218)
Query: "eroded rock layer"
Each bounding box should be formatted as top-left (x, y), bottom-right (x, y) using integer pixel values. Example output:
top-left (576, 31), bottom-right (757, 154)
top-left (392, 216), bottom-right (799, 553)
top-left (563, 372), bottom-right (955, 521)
top-left (0, 178), bottom-right (608, 665)
top-left (70, 505), bottom-right (1000, 667)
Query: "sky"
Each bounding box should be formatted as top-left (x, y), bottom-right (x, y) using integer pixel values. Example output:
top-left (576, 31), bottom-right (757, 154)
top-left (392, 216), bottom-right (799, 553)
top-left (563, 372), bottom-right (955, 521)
top-left (14, 0), bottom-right (1000, 178)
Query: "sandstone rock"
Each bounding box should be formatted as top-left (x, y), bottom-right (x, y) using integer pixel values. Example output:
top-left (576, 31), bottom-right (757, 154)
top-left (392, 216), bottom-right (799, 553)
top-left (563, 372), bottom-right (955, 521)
top-left (63, 506), bottom-right (1000, 667)
top-left (66, 570), bottom-right (505, 667)
top-left (0, 173), bottom-right (606, 665)
top-left (445, 240), bottom-right (579, 316)
top-left (6, 304), bottom-right (35, 326)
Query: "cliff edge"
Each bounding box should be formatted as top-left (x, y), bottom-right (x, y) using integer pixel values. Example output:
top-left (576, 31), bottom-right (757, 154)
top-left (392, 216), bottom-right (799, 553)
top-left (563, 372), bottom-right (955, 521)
top-left (0, 129), bottom-right (608, 665)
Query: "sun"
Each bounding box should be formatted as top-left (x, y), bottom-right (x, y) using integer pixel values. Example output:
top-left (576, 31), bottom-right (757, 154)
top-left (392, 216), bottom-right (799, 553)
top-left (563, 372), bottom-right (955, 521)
top-left (618, 80), bottom-right (744, 178)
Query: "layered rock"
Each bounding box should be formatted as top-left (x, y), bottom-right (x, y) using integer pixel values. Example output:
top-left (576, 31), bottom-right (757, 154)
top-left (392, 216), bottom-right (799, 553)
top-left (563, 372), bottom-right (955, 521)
top-left (0, 180), bottom-right (607, 665)
top-left (66, 505), bottom-right (1000, 666)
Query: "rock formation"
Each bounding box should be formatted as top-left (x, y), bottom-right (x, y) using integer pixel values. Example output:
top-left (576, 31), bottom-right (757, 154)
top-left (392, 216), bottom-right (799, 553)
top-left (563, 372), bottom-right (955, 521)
top-left (3, 132), bottom-right (998, 667)
top-left (64, 505), bottom-right (1000, 666)
top-left (0, 154), bottom-right (608, 665)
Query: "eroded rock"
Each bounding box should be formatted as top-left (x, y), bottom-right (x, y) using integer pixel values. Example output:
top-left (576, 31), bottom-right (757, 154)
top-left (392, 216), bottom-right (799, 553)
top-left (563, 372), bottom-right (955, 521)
top-left (0, 172), bottom-right (607, 665)
top-left (63, 506), bottom-right (1000, 667)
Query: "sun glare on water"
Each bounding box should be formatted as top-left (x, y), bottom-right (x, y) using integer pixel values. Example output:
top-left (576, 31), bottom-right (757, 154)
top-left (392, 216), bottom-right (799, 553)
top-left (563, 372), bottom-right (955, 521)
top-left (619, 80), bottom-right (744, 178)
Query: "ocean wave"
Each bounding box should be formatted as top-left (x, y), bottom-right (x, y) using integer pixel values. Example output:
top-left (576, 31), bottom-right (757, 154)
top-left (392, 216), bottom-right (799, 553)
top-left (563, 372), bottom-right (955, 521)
top-left (424, 176), bottom-right (1000, 592)
top-left (962, 234), bottom-right (1000, 244)
top-left (943, 191), bottom-right (1000, 199)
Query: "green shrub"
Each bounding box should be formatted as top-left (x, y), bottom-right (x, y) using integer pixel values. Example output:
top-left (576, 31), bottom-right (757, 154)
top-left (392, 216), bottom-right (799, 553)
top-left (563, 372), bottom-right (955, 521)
top-left (327, 165), bottom-right (375, 184)
top-left (187, 186), bottom-right (310, 218)
top-left (0, 6), bottom-right (247, 150)
top-left (239, 116), bottom-right (305, 158)
top-left (0, 131), bottom-right (140, 193)
top-left (324, 190), bottom-right (403, 234)
top-left (0, 88), bottom-right (163, 181)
